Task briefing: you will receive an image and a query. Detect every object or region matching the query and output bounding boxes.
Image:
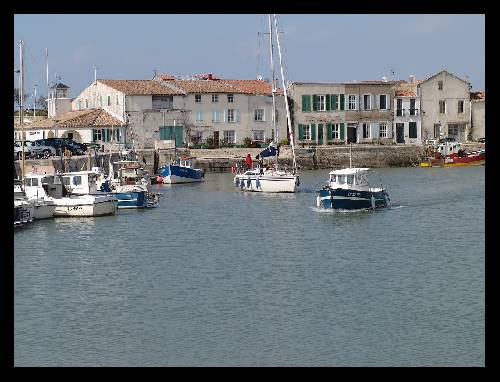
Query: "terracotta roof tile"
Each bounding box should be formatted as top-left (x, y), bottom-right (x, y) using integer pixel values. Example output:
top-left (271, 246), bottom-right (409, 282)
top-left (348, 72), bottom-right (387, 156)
top-left (18, 109), bottom-right (124, 129)
top-left (165, 79), bottom-right (238, 94)
top-left (222, 79), bottom-right (273, 95)
top-left (99, 79), bottom-right (184, 95)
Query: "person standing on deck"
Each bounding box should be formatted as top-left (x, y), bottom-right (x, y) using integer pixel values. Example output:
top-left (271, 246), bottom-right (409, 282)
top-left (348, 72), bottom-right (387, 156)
top-left (245, 153), bottom-right (252, 170)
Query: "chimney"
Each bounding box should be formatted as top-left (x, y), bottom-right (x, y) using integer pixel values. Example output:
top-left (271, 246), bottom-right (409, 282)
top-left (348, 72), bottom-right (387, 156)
top-left (409, 75), bottom-right (416, 84)
top-left (208, 73), bottom-right (213, 80)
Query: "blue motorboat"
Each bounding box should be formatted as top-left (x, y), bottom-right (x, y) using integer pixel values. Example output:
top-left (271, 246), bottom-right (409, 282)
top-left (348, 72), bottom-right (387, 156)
top-left (159, 157), bottom-right (204, 184)
top-left (316, 167), bottom-right (390, 210)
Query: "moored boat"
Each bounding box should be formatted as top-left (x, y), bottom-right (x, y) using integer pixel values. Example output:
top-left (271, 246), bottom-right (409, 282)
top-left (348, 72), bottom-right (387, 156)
top-left (420, 141), bottom-right (485, 167)
top-left (159, 157), bottom-right (204, 184)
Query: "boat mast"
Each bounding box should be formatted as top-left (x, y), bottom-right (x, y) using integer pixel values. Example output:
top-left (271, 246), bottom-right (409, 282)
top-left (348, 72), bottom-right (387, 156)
top-left (268, 14), bottom-right (278, 167)
top-left (19, 40), bottom-right (25, 182)
top-left (273, 14), bottom-right (297, 174)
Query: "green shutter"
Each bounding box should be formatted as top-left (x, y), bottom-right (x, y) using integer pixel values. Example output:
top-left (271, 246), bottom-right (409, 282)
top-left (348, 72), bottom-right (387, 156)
top-left (298, 124), bottom-right (304, 140)
top-left (325, 94), bottom-right (331, 111)
top-left (332, 95), bottom-right (338, 110)
top-left (312, 95), bottom-right (318, 111)
top-left (340, 123), bottom-right (345, 141)
top-left (311, 123), bottom-right (316, 140)
top-left (327, 123), bottom-right (333, 140)
top-left (302, 95), bottom-right (311, 112)
top-left (340, 94), bottom-right (345, 110)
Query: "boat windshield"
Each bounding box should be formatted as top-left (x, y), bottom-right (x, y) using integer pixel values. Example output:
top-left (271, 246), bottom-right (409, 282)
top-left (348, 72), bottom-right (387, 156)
top-left (346, 175), bottom-right (354, 185)
top-left (42, 176), bottom-right (54, 184)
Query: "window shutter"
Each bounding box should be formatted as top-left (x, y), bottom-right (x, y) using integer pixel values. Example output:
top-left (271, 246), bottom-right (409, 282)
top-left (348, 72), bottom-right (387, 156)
top-left (312, 95), bottom-right (318, 111)
top-left (298, 124), bottom-right (304, 140)
top-left (327, 123), bottom-right (333, 140)
top-left (236, 109), bottom-right (241, 122)
top-left (373, 94), bottom-right (378, 110)
top-left (224, 109), bottom-right (227, 122)
top-left (302, 95), bottom-right (311, 112)
top-left (340, 123), bottom-right (345, 141)
top-left (325, 94), bottom-right (331, 111)
top-left (340, 94), bottom-right (345, 110)
top-left (332, 94), bottom-right (337, 110)
top-left (311, 123), bottom-right (316, 140)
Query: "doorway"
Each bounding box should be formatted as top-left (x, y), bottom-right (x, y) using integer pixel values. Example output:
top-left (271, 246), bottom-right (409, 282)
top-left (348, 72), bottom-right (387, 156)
top-left (318, 124), bottom-right (324, 145)
top-left (396, 123), bottom-right (405, 143)
top-left (213, 131), bottom-right (219, 148)
top-left (347, 123), bottom-right (357, 143)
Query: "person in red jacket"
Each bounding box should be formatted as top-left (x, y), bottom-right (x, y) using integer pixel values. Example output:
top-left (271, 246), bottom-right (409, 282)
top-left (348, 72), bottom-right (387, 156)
top-left (245, 153), bottom-right (252, 170)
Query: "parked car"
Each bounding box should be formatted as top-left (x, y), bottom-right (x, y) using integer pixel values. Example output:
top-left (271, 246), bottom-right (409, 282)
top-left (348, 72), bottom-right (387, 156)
top-left (29, 140), bottom-right (57, 159)
top-left (478, 137), bottom-right (485, 143)
top-left (14, 141), bottom-right (32, 160)
top-left (33, 138), bottom-right (87, 155)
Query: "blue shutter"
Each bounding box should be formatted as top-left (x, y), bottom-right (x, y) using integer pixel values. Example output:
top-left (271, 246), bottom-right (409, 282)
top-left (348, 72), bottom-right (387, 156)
top-left (298, 124), bottom-right (304, 140)
top-left (236, 109), bottom-right (241, 122)
top-left (312, 95), bottom-right (318, 111)
top-left (311, 123), bottom-right (316, 140)
top-left (327, 123), bottom-right (333, 140)
top-left (302, 95), bottom-right (311, 112)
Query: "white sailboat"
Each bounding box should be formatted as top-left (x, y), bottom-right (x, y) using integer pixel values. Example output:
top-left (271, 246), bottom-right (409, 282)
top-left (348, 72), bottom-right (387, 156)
top-left (234, 14), bottom-right (299, 193)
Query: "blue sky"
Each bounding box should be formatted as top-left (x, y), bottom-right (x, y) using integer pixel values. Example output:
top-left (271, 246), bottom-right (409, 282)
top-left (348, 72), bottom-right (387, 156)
top-left (14, 14), bottom-right (485, 102)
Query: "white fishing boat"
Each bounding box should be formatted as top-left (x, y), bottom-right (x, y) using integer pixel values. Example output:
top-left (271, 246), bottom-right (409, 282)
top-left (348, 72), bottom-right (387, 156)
top-left (15, 179), bottom-right (55, 220)
top-left (158, 157), bottom-right (204, 184)
top-left (233, 14), bottom-right (299, 193)
top-left (14, 181), bottom-right (34, 227)
top-left (24, 172), bottom-right (117, 217)
top-left (316, 144), bottom-right (390, 210)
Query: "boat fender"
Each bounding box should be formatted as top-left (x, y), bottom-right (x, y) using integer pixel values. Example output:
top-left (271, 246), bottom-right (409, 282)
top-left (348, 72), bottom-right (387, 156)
top-left (296, 177), bottom-right (300, 187)
top-left (234, 177), bottom-right (239, 187)
top-left (240, 178), bottom-right (244, 189)
top-left (371, 195), bottom-right (375, 209)
top-left (256, 177), bottom-right (261, 189)
top-left (246, 177), bottom-right (251, 188)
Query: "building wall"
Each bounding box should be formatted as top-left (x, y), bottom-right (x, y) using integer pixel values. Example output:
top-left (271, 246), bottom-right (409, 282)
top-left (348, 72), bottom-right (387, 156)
top-left (471, 100), bottom-right (485, 141)
top-left (71, 82), bottom-right (127, 122)
top-left (393, 96), bottom-right (422, 144)
top-left (174, 92), bottom-right (287, 145)
top-left (419, 71), bottom-right (470, 142)
top-left (289, 83), bottom-right (346, 145)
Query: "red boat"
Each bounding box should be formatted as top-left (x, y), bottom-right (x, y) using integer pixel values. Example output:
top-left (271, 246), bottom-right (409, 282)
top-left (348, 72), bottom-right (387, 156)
top-left (420, 141), bottom-right (485, 167)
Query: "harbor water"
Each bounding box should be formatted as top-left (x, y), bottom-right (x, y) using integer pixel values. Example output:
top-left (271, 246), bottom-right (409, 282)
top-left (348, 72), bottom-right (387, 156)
top-left (14, 166), bottom-right (485, 366)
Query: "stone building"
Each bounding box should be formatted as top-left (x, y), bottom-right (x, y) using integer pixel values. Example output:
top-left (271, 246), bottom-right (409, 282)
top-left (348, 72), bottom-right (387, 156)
top-left (288, 80), bottom-right (397, 146)
top-left (418, 70), bottom-right (471, 142)
top-left (470, 91), bottom-right (485, 141)
top-left (393, 76), bottom-right (422, 145)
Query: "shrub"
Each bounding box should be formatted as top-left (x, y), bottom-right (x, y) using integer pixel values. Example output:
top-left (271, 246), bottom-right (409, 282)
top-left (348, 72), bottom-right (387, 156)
top-left (243, 137), bottom-right (252, 148)
top-left (279, 138), bottom-right (289, 146)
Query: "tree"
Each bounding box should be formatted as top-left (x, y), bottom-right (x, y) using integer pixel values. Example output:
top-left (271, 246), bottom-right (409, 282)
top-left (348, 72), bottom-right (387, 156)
top-left (13, 87), bottom-right (29, 107)
top-left (35, 95), bottom-right (47, 111)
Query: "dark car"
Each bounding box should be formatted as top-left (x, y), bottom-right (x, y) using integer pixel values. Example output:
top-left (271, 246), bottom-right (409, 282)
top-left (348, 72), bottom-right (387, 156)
top-left (34, 138), bottom-right (87, 155)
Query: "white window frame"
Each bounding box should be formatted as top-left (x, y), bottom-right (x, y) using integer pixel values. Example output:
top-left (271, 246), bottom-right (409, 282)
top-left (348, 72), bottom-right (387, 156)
top-left (379, 122), bottom-right (388, 138)
top-left (195, 94), bottom-right (202, 103)
top-left (439, 100), bottom-right (446, 114)
top-left (254, 109), bottom-right (265, 122)
top-left (379, 94), bottom-right (388, 110)
top-left (212, 110), bottom-right (221, 123)
top-left (331, 123), bottom-right (340, 140)
top-left (223, 130), bottom-right (235, 143)
top-left (212, 94), bottom-right (219, 103)
top-left (253, 129), bottom-right (265, 141)
top-left (363, 94), bottom-right (371, 110)
top-left (348, 95), bottom-right (357, 110)
top-left (227, 94), bottom-right (234, 103)
top-left (195, 111), bottom-right (203, 122)
top-left (227, 109), bottom-right (235, 122)
top-left (458, 100), bottom-right (464, 114)
top-left (303, 124), bottom-right (312, 140)
top-left (362, 123), bottom-right (371, 139)
top-left (316, 94), bottom-right (326, 111)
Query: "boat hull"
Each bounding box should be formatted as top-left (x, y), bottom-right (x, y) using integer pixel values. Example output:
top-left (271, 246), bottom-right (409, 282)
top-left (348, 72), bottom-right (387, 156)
top-left (420, 151), bottom-right (485, 167)
top-left (159, 165), bottom-right (204, 184)
top-left (317, 187), bottom-right (389, 210)
top-left (31, 201), bottom-right (56, 219)
top-left (52, 196), bottom-right (117, 217)
top-left (113, 191), bottom-right (148, 209)
top-left (234, 173), bottom-right (298, 193)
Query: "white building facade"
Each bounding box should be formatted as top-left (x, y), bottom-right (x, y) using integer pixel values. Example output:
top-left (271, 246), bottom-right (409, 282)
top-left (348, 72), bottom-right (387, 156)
top-left (393, 78), bottom-right (422, 144)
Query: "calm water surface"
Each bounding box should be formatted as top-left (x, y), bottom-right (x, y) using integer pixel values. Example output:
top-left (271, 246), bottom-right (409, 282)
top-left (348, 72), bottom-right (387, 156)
top-left (14, 166), bottom-right (485, 366)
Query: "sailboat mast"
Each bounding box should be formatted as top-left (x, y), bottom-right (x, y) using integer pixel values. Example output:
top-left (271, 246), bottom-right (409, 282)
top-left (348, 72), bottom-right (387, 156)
top-left (273, 14), bottom-right (297, 174)
top-left (19, 40), bottom-right (25, 182)
top-left (268, 15), bottom-right (277, 144)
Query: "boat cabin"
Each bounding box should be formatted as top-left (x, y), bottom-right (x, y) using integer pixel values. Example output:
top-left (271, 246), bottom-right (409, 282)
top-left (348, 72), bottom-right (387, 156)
top-left (328, 168), bottom-right (371, 190)
top-left (178, 157), bottom-right (195, 168)
top-left (114, 161), bottom-right (149, 186)
top-left (58, 171), bottom-right (100, 195)
top-left (24, 173), bottom-right (68, 199)
top-left (437, 141), bottom-right (461, 157)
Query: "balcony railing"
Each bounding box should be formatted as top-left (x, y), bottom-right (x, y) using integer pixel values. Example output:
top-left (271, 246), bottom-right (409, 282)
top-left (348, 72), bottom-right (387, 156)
top-left (396, 108), bottom-right (420, 117)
